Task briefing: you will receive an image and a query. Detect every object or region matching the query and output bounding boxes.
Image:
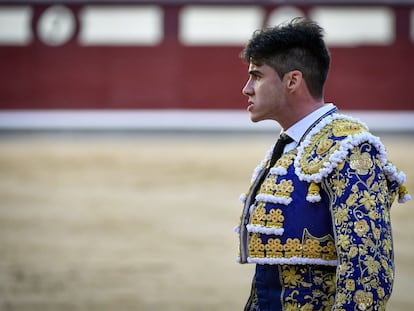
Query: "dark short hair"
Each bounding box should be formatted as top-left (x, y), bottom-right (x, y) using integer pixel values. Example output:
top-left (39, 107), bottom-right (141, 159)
top-left (241, 17), bottom-right (330, 99)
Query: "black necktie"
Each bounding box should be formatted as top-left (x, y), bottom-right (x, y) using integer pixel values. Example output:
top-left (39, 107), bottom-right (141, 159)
top-left (239, 133), bottom-right (294, 263)
top-left (268, 134), bottom-right (294, 169)
top-left (252, 134), bottom-right (294, 194)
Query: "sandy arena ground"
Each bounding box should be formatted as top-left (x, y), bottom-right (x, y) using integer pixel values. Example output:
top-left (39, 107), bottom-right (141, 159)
top-left (0, 131), bottom-right (413, 311)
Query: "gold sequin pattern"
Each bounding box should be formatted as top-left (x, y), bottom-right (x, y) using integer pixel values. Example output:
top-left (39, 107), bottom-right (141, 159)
top-left (247, 230), bottom-right (337, 261)
top-left (250, 203), bottom-right (285, 228)
top-left (299, 119), bottom-right (366, 176)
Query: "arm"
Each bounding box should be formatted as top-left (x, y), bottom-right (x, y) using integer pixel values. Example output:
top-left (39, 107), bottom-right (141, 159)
top-left (324, 142), bottom-right (394, 311)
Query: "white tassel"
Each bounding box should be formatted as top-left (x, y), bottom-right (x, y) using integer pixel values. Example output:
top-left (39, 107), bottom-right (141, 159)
top-left (399, 194), bottom-right (412, 204)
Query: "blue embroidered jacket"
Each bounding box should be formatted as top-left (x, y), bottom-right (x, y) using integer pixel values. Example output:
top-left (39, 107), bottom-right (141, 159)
top-left (237, 114), bottom-right (410, 310)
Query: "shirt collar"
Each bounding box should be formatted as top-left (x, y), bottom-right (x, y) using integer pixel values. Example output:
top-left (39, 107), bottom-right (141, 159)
top-left (283, 103), bottom-right (336, 144)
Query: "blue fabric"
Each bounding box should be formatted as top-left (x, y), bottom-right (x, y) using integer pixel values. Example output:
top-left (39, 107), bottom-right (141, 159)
top-left (238, 114), bottom-right (408, 310)
top-left (245, 264), bottom-right (336, 310)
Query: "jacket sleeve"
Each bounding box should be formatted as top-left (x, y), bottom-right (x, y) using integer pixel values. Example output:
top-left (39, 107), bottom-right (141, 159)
top-left (324, 141), bottom-right (395, 311)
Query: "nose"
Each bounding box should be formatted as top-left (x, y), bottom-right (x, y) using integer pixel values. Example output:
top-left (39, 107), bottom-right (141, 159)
top-left (242, 78), bottom-right (254, 97)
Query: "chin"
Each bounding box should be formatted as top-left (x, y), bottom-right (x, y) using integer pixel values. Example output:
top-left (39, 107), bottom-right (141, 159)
top-left (250, 114), bottom-right (264, 123)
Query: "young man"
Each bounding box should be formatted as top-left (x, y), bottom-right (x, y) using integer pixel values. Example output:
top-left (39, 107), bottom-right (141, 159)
top-left (236, 17), bottom-right (410, 310)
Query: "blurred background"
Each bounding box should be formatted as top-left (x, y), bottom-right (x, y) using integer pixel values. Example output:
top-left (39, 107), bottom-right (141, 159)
top-left (0, 0), bottom-right (413, 310)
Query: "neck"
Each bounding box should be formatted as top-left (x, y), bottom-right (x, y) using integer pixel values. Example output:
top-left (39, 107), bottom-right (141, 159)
top-left (279, 98), bottom-right (325, 130)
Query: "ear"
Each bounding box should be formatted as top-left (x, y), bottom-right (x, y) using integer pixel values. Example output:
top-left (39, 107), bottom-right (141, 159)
top-left (285, 70), bottom-right (303, 93)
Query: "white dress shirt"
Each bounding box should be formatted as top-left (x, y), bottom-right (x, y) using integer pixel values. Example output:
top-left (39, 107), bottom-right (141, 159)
top-left (283, 103), bottom-right (336, 153)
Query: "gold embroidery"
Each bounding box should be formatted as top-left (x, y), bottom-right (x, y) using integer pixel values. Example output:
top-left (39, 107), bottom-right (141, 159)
top-left (302, 229), bottom-right (337, 261)
top-left (248, 233), bottom-right (265, 258)
top-left (274, 151), bottom-right (296, 168)
top-left (264, 239), bottom-right (284, 258)
top-left (250, 203), bottom-right (266, 226)
top-left (332, 121), bottom-right (366, 136)
top-left (353, 290), bottom-right (373, 311)
top-left (333, 205), bottom-right (350, 226)
top-left (276, 180), bottom-right (294, 198)
top-left (248, 229), bottom-right (337, 261)
top-left (282, 266), bottom-right (302, 287)
top-left (281, 265), bottom-right (336, 309)
top-left (337, 234), bottom-right (351, 250)
top-left (359, 191), bottom-right (376, 211)
top-left (260, 178), bottom-right (294, 198)
top-left (260, 177), bottom-right (277, 195)
top-left (332, 176), bottom-right (348, 197)
top-left (316, 138), bottom-right (334, 155)
top-left (346, 192), bottom-right (358, 206)
top-left (299, 119), bottom-right (367, 175)
top-left (284, 238), bottom-right (303, 258)
top-left (348, 246), bottom-right (359, 258)
top-left (365, 256), bottom-right (381, 274)
top-left (327, 144), bottom-right (394, 310)
top-left (350, 150), bottom-right (373, 175)
top-left (268, 208), bottom-right (285, 227)
top-left (345, 279), bottom-right (356, 291)
top-left (250, 203), bottom-right (285, 228)
top-left (354, 220), bottom-right (370, 237)
top-left (303, 239), bottom-right (321, 258)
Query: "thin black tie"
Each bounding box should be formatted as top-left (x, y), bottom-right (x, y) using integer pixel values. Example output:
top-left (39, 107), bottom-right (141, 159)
top-left (268, 134), bottom-right (294, 169)
top-left (239, 133), bottom-right (294, 263)
top-left (250, 133), bottom-right (294, 199)
top-left (254, 134), bottom-right (294, 192)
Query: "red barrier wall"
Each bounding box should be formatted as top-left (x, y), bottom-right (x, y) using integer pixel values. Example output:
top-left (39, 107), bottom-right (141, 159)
top-left (0, 2), bottom-right (413, 110)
